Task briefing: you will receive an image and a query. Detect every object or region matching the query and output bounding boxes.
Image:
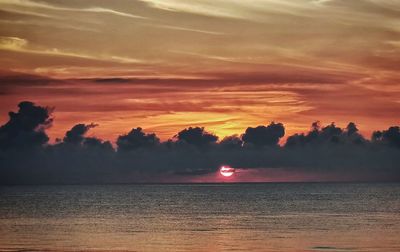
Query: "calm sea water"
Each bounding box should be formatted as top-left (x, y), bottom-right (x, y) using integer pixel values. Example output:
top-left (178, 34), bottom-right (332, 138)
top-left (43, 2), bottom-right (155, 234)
top-left (0, 183), bottom-right (399, 252)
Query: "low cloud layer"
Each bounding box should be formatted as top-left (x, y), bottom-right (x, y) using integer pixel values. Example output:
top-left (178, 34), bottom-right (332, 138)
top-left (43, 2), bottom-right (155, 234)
top-left (0, 101), bottom-right (399, 184)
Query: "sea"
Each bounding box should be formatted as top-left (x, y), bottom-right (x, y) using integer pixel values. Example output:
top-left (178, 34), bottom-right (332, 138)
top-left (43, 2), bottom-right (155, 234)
top-left (0, 183), bottom-right (399, 252)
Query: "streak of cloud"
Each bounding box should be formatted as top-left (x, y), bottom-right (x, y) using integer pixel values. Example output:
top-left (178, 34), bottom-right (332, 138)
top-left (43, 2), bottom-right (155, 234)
top-left (0, 0), bottom-right (147, 19)
top-left (0, 36), bottom-right (143, 64)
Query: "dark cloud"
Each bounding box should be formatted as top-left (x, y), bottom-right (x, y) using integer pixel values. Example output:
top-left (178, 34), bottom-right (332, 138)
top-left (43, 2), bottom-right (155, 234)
top-left (242, 122), bottom-right (285, 147)
top-left (345, 122), bottom-right (366, 144)
top-left (93, 78), bottom-right (130, 83)
top-left (346, 122), bottom-right (358, 136)
top-left (0, 101), bottom-right (52, 150)
top-left (63, 123), bottom-right (97, 145)
top-left (219, 135), bottom-right (243, 149)
top-left (372, 126), bottom-right (400, 148)
top-left (117, 127), bottom-right (160, 151)
top-left (0, 71), bottom-right (63, 87)
top-left (319, 123), bottom-right (343, 143)
top-left (83, 137), bottom-right (114, 151)
top-left (0, 101), bottom-right (399, 184)
top-left (78, 65), bottom-right (357, 88)
top-left (176, 127), bottom-right (218, 147)
top-left (285, 122), bottom-right (366, 147)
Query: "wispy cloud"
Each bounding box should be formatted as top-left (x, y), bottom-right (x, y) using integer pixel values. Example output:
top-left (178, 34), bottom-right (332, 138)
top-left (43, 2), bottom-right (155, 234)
top-left (0, 20), bottom-right (99, 32)
top-left (0, 0), bottom-right (147, 19)
top-left (147, 24), bottom-right (224, 35)
top-left (0, 36), bottom-right (27, 50)
top-left (138, 0), bottom-right (316, 20)
top-left (137, 0), bottom-right (243, 19)
top-left (0, 6), bottom-right (55, 18)
top-left (0, 36), bottom-right (143, 64)
top-left (1, 0), bottom-right (400, 144)
top-left (169, 50), bottom-right (241, 63)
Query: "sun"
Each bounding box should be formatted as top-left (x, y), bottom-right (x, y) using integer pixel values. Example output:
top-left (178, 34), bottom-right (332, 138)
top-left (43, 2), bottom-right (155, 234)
top-left (220, 166), bottom-right (235, 177)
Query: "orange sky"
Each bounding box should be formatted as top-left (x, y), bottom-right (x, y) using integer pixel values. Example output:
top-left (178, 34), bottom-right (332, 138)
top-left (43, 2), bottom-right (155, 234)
top-left (0, 0), bottom-right (399, 142)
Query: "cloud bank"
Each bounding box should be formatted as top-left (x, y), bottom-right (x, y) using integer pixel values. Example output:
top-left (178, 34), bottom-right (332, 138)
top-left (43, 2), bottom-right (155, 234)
top-left (0, 101), bottom-right (399, 184)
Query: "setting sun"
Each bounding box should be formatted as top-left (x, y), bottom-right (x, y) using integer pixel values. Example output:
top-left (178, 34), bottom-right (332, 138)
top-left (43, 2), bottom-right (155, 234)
top-left (220, 166), bottom-right (235, 177)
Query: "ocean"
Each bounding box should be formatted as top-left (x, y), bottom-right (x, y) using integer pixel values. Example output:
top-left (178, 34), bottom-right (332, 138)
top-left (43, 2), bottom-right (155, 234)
top-left (0, 183), bottom-right (399, 252)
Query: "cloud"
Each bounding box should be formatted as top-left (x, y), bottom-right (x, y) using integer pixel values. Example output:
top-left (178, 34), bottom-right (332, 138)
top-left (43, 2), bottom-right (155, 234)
top-left (0, 101), bottom-right (52, 150)
top-left (63, 123), bottom-right (97, 145)
top-left (219, 135), bottom-right (243, 148)
top-left (372, 126), bottom-right (400, 148)
top-left (117, 127), bottom-right (160, 151)
top-left (137, 0), bottom-right (311, 20)
top-left (81, 7), bottom-right (147, 19)
top-left (242, 122), bottom-right (285, 147)
top-left (0, 19), bottom-right (100, 33)
top-left (147, 24), bottom-right (225, 36)
top-left (0, 70), bottom-right (61, 87)
top-left (0, 101), bottom-right (399, 184)
top-left (137, 0), bottom-right (244, 19)
top-left (175, 127), bottom-right (218, 147)
top-left (0, 0), bottom-right (147, 19)
top-left (285, 122), bottom-right (366, 147)
top-left (0, 36), bottom-right (143, 64)
top-left (82, 137), bottom-right (113, 151)
top-left (0, 36), bottom-right (27, 50)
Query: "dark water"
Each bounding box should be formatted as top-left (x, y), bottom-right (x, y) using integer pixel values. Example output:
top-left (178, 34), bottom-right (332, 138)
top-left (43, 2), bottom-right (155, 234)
top-left (0, 183), bottom-right (399, 252)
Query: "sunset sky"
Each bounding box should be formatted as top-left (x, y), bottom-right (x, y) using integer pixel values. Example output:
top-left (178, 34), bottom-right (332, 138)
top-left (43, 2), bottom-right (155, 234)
top-left (1, 0), bottom-right (399, 142)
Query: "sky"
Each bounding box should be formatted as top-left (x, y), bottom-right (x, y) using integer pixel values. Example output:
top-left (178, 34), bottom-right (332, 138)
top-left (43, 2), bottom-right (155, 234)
top-left (0, 0), bottom-right (400, 143)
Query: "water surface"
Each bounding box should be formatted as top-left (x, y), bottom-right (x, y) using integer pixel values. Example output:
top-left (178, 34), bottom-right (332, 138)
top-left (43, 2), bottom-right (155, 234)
top-left (0, 183), bottom-right (399, 252)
